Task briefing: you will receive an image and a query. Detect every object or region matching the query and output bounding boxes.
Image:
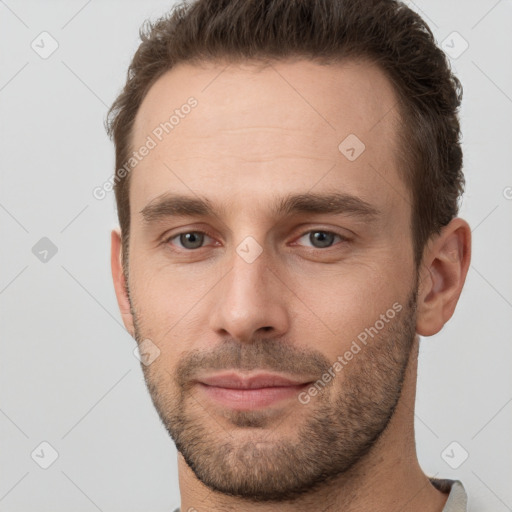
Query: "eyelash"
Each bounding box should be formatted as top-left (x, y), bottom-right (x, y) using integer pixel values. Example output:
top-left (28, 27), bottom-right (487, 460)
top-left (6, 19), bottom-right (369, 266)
top-left (163, 229), bottom-right (350, 251)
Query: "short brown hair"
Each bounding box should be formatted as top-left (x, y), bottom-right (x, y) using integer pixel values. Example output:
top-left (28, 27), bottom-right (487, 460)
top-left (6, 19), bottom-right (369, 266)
top-left (106, 0), bottom-right (464, 270)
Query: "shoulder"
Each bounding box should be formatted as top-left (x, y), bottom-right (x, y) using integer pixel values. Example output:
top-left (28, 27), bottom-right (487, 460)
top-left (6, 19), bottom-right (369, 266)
top-left (430, 477), bottom-right (468, 512)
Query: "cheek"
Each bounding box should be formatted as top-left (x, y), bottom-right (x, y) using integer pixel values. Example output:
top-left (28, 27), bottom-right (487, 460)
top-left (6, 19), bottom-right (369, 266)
top-left (128, 264), bottom-right (215, 355)
top-left (130, 261), bottom-right (203, 312)
top-left (128, 238), bottom-right (413, 358)
top-left (285, 261), bottom-right (411, 349)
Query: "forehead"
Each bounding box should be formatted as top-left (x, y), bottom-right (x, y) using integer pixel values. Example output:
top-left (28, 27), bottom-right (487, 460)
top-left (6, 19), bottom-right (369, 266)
top-left (129, 58), bottom-right (408, 219)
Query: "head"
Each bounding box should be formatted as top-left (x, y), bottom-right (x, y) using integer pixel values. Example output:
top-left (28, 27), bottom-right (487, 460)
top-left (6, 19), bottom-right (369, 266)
top-left (108, 0), bottom-right (471, 503)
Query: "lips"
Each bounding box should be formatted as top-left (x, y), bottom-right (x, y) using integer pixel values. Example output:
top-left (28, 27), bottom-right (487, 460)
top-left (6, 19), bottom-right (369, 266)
top-left (196, 372), bottom-right (312, 410)
top-left (197, 372), bottom-right (310, 389)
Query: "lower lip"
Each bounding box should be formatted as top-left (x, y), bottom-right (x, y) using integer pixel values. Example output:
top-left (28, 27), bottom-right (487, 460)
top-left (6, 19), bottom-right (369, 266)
top-left (197, 383), bottom-right (309, 410)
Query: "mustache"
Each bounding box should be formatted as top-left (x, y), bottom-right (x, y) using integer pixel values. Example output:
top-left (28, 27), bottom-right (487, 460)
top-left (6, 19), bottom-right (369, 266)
top-left (175, 338), bottom-right (332, 387)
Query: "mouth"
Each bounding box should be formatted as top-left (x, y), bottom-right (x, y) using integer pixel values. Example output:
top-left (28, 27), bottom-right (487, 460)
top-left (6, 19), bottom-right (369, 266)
top-left (195, 372), bottom-right (313, 410)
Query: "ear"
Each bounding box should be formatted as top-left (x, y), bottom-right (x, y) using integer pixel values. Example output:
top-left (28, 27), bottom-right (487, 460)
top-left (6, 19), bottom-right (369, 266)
top-left (111, 228), bottom-right (135, 336)
top-left (416, 218), bottom-right (471, 336)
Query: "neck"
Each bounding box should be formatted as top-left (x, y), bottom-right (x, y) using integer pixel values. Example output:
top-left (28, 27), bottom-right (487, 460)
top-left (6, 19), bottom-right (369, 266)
top-left (177, 337), bottom-right (449, 512)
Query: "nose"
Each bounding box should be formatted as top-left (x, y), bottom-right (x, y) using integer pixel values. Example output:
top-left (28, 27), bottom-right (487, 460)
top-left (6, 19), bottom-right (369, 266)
top-left (208, 243), bottom-right (290, 343)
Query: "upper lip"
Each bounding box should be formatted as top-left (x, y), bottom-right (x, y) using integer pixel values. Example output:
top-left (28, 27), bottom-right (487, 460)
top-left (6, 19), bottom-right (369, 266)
top-left (197, 372), bottom-right (311, 389)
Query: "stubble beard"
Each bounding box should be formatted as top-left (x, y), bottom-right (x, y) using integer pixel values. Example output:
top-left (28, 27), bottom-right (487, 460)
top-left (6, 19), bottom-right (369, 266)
top-left (129, 284), bottom-right (418, 503)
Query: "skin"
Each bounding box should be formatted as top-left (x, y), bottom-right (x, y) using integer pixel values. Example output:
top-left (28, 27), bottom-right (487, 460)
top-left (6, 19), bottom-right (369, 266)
top-left (111, 58), bottom-right (471, 512)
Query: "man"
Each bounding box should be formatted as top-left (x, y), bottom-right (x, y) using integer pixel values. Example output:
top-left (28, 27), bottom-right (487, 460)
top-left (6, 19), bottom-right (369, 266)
top-left (107, 0), bottom-right (471, 510)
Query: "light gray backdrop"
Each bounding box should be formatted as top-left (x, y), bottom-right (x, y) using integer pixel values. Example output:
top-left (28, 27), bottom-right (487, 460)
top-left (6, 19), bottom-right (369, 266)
top-left (1, 0), bottom-right (511, 511)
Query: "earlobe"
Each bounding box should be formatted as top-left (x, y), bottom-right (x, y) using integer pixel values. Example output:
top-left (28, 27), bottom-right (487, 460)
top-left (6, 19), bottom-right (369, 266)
top-left (110, 229), bottom-right (135, 337)
top-left (416, 218), bottom-right (471, 337)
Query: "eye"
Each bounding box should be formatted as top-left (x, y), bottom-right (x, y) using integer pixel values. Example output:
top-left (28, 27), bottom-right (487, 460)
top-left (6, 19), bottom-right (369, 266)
top-left (295, 230), bottom-right (347, 249)
top-left (164, 229), bottom-right (348, 252)
top-left (166, 231), bottom-right (214, 250)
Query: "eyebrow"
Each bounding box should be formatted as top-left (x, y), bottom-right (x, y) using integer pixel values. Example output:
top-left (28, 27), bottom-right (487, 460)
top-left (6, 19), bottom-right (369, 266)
top-left (140, 191), bottom-right (380, 224)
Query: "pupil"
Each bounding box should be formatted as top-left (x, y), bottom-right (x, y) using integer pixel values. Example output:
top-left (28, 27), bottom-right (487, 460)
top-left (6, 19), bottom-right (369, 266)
top-left (181, 232), bottom-right (203, 249)
top-left (311, 231), bottom-right (334, 248)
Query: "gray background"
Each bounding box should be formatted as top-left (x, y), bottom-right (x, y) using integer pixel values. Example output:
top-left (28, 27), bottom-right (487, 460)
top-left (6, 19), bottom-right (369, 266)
top-left (1, 0), bottom-right (511, 510)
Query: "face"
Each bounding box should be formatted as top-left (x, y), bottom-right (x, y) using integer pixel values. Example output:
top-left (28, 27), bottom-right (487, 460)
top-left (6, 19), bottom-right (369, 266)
top-left (123, 58), bottom-right (419, 501)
